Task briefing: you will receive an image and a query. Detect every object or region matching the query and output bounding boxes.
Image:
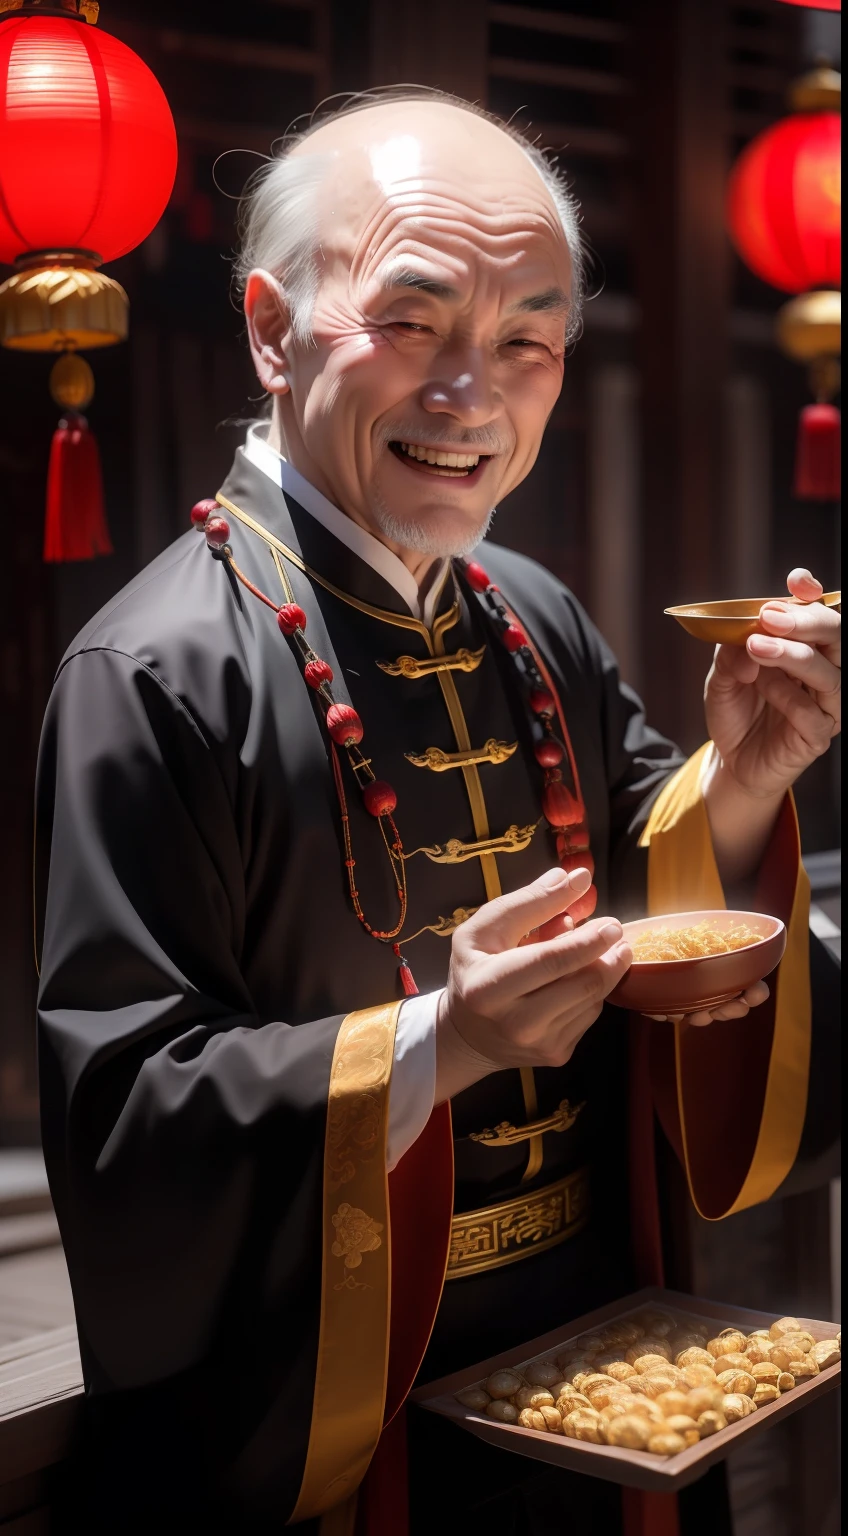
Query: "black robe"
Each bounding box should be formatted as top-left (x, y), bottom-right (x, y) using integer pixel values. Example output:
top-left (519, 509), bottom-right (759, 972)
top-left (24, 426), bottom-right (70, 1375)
top-left (35, 450), bottom-right (691, 1530)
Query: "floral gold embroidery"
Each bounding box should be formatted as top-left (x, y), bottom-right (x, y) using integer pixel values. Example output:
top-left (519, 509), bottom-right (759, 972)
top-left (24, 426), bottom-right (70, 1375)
top-left (326, 1015), bottom-right (393, 1191)
top-left (331, 1202), bottom-right (384, 1268)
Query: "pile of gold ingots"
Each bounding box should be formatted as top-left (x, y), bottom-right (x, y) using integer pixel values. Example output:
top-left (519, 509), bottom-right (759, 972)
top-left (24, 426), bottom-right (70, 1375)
top-left (454, 1309), bottom-right (841, 1457)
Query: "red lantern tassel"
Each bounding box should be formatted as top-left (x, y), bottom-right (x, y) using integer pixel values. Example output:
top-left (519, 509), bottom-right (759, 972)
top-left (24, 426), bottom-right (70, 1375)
top-left (44, 412), bottom-right (113, 562)
top-left (794, 402), bottom-right (841, 501)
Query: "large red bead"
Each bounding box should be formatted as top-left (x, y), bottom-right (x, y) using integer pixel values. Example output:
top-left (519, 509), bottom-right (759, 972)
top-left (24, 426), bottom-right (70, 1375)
top-left (327, 703), bottom-right (364, 745)
top-left (502, 623), bottom-right (527, 652)
top-left (304, 659), bottom-right (333, 689)
top-left (277, 603), bottom-right (307, 635)
top-left (204, 516), bottom-right (230, 549)
top-left (363, 780), bottom-right (397, 817)
top-left (464, 560), bottom-right (491, 593)
top-left (542, 778), bottom-right (583, 828)
top-left (529, 686), bottom-right (555, 716)
top-left (190, 498), bottom-right (218, 528)
top-left (534, 737), bottom-right (563, 768)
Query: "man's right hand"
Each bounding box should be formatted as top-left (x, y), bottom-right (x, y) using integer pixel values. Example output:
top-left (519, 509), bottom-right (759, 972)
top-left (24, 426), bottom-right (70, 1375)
top-left (434, 866), bottom-right (632, 1103)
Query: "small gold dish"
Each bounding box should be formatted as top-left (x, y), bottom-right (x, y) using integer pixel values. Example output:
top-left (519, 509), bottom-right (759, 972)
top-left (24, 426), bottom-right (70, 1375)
top-left (665, 592), bottom-right (841, 646)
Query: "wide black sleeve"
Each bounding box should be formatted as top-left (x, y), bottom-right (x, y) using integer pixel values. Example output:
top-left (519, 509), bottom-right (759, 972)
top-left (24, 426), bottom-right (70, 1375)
top-left (35, 645), bottom-right (339, 1524)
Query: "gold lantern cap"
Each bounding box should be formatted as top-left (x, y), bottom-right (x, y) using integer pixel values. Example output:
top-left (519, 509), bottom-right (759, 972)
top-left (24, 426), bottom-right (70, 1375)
top-left (776, 290), bottom-right (841, 363)
top-left (0, 254), bottom-right (128, 352)
top-left (788, 65), bottom-right (841, 114)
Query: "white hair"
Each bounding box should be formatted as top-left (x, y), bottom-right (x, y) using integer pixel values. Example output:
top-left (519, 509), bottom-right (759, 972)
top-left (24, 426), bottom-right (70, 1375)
top-left (235, 87), bottom-right (587, 346)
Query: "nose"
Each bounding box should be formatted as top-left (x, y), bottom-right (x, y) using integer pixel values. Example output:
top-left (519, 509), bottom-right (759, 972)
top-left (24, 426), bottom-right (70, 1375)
top-left (420, 344), bottom-right (499, 425)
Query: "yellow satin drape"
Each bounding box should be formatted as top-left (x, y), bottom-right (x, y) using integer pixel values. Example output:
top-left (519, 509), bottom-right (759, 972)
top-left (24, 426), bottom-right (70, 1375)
top-left (640, 745), bottom-right (811, 1219)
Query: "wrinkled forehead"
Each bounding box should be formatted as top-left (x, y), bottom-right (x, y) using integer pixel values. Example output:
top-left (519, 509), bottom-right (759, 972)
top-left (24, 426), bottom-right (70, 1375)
top-left (291, 103), bottom-right (572, 290)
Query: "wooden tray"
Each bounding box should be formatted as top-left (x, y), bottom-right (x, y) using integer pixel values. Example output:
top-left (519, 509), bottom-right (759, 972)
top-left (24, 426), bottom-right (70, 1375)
top-left (411, 1286), bottom-right (841, 1492)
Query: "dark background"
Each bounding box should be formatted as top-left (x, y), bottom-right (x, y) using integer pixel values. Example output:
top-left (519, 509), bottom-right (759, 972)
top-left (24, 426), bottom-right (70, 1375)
top-left (0, 5), bottom-right (841, 1529)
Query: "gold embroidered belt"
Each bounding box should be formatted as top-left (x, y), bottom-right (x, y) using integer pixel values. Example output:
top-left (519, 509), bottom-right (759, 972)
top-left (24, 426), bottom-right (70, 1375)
top-left (446, 1167), bottom-right (590, 1280)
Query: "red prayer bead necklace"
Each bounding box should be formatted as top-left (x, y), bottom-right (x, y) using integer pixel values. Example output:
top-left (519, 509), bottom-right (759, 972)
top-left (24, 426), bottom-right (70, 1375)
top-left (192, 500), bottom-right (418, 994)
top-left (191, 500), bottom-right (596, 994)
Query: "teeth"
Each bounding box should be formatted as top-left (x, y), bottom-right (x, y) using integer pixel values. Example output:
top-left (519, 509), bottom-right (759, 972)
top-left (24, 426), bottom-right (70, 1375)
top-left (398, 442), bottom-right (480, 469)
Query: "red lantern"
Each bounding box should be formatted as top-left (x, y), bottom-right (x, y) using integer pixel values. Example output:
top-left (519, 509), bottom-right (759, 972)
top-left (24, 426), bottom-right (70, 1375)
top-left (0, 2), bottom-right (177, 558)
top-left (777, 3), bottom-right (840, 11)
top-left (726, 67), bottom-right (841, 500)
top-left (727, 112), bottom-right (840, 294)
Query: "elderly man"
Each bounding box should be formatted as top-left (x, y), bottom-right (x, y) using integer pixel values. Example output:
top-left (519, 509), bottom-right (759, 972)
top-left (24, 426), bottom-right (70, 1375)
top-left (36, 92), bottom-right (839, 1534)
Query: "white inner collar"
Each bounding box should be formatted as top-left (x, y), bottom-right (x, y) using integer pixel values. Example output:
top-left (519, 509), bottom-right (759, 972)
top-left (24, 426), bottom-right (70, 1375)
top-left (242, 423), bottom-right (448, 626)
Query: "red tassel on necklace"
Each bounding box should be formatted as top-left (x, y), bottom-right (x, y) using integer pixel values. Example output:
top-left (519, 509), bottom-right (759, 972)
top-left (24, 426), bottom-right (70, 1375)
top-left (794, 402), bottom-right (841, 500)
top-left (393, 945), bottom-right (419, 997)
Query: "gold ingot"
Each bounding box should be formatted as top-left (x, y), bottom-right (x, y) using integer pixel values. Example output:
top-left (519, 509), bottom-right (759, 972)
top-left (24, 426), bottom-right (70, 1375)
top-left (0, 260), bottom-right (128, 352)
top-left (776, 291), bottom-right (841, 365)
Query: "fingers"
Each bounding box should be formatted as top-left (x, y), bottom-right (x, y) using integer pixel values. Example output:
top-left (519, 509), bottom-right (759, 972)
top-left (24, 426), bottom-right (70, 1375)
top-left (747, 633), bottom-right (841, 704)
top-left (786, 568), bottom-right (824, 601)
top-left (759, 594), bottom-right (841, 662)
top-left (477, 915), bottom-right (627, 1005)
top-left (657, 978), bottom-right (771, 1026)
top-left (755, 668), bottom-right (839, 751)
top-left (709, 640), bottom-right (761, 690)
top-left (461, 866), bottom-right (592, 956)
top-left (503, 940), bottom-right (633, 1065)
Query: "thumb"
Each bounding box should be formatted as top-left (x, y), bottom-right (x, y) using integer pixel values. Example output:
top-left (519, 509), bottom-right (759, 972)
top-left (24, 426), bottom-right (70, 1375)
top-left (461, 866), bottom-right (593, 956)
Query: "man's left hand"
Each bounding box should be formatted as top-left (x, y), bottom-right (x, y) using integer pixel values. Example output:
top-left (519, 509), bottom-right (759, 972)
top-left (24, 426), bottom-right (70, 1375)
top-left (650, 569), bottom-right (839, 1028)
top-left (705, 568), bottom-right (841, 800)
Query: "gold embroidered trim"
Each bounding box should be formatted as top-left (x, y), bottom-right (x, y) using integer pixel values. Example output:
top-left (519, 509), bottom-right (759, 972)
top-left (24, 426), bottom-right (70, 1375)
top-left (405, 738), bottom-right (517, 771)
top-left (289, 1002), bottom-right (400, 1523)
top-left (404, 822), bottom-right (540, 865)
top-left (377, 646), bottom-right (486, 680)
top-left (446, 1167), bottom-right (590, 1280)
top-left (469, 1099), bottom-right (585, 1148)
top-left (404, 906), bottom-right (480, 942)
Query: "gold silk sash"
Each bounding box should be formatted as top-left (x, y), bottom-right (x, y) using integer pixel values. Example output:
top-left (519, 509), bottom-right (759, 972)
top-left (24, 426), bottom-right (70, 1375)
top-left (290, 1002), bottom-right (400, 1524)
top-left (640, 744), bottom-right (811, 1219)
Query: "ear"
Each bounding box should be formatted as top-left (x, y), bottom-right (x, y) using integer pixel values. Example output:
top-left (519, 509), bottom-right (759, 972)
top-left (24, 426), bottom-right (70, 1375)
top-left (244, 269), bottom-right (292, 396)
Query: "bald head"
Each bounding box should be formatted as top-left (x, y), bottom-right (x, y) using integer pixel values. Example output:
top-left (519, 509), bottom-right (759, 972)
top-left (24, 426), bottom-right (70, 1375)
top-left (238, 93), bottom-right (584, 343)
top-left (241, 89), bottom-right (582, 571)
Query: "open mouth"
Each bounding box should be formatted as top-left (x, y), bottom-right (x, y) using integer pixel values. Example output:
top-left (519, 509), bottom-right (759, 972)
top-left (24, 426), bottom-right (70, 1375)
top-left (389, 440), bottom-right (492, 480)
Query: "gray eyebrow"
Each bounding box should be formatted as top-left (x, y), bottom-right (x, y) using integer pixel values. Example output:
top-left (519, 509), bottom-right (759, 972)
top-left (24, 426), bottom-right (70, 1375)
top-left (510, 287), bottom-right (570, 314)
top-left (379, 267), bottom-right (458, 300)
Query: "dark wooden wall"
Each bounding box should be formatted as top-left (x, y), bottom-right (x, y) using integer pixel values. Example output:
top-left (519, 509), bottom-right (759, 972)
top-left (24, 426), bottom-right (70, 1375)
top-left (0, 0), bottom-right (840, 1147)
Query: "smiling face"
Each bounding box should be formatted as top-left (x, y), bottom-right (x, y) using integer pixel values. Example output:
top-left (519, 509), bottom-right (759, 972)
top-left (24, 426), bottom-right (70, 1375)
top-left (245, 101), bottom-right (574, 565)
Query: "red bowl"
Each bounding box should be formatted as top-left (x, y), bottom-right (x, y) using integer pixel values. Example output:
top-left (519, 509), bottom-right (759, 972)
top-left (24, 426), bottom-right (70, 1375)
top-left (607, 910), bottom-right (786, 1015)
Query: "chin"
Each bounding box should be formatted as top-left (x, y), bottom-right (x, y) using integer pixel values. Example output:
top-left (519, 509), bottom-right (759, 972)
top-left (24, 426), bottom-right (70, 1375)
top-left (373, 495), bottom-right (494, 559)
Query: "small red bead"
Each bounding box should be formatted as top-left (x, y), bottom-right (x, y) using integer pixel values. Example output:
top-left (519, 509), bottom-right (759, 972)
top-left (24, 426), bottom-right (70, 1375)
top-left (191, 498), bottom-right (218, 528)
top-left (534, 738), bottom-right (563, 768)
top-left (502, 623), bottom-right (527, 653)
top-left (465, 560), bottom-right (491, 593)
top-left (277, 603), bottom-right (307, 635)
top-left (327, 703), bottom-right (364, 745)
top-left (363, 780), bottom-right (397, 817)
top-left (542, 778), bottom-right (583, 828)
top-left (529, 686), bottom-right (555, 716)
top-left (304, 658), bottom-right (333, 689)
top-left (204, 516), bottom-right (230, 549)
